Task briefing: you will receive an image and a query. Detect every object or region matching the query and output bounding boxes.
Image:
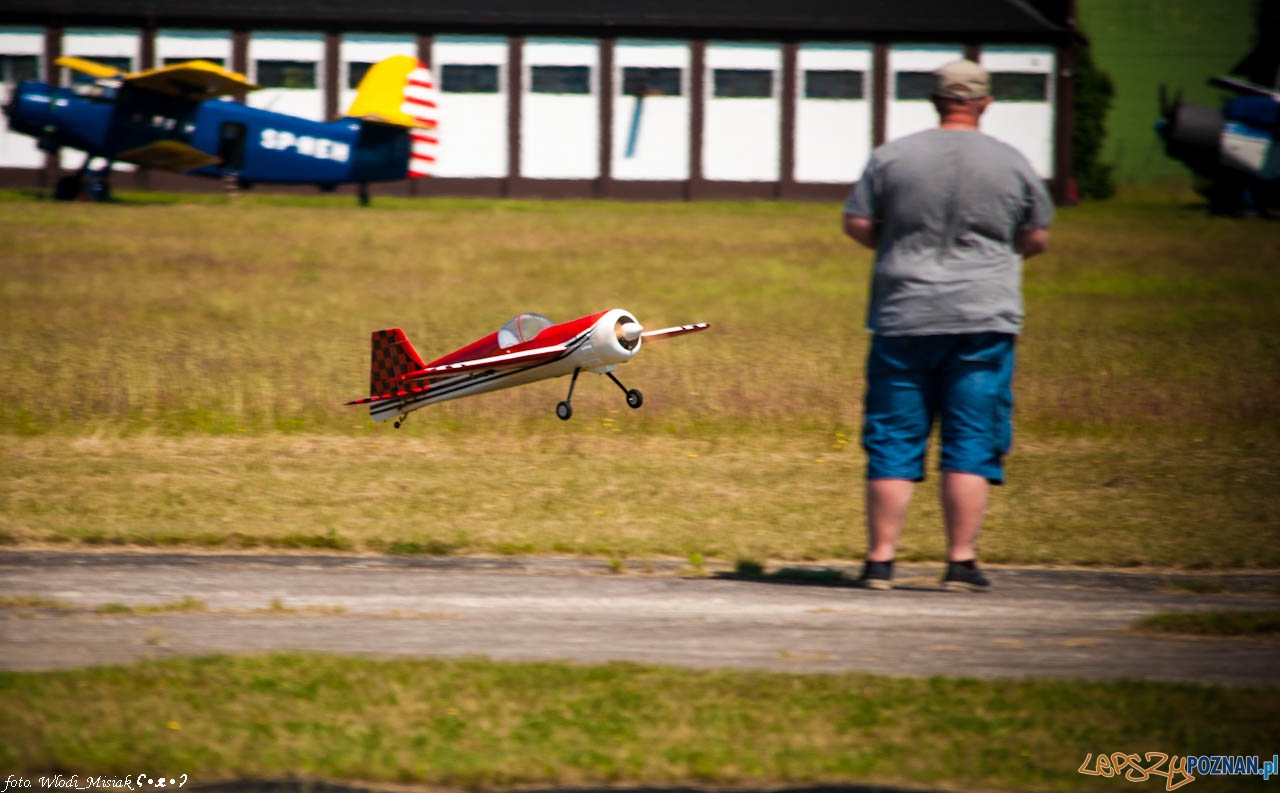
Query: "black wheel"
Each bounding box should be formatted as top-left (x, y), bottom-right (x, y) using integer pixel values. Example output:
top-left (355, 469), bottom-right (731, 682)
top-left (54, 175), bottom-right (83, 201)
top-left (556, 401), bottom-right (573, 421)
top-left (393, 420), bottom-right (401, 429)
top-left (626, 389), bottom-right (644, 409)
top-left (88, 178), bottom-right (111, 202)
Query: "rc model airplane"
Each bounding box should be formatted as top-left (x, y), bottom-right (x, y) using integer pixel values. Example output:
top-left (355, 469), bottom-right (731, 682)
top-left (345, 309), bottom-right (710, 426)
top-left (4, 54), bottom-right (437, 205)
top-left (1157, 76), bottom-right (1279, 214)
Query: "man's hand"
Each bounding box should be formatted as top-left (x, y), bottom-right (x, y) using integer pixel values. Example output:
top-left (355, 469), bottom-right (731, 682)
top-left (1018, 226), bottom-right (1049, 259)
top-left (844, 213), bottom-right (878, 250)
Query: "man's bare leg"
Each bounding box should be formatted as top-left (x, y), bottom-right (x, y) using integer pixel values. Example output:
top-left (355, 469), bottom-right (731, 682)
top-left (941, 470), bottom-right (988, 561)
top-left (866, 478), bottom-right (914, 562)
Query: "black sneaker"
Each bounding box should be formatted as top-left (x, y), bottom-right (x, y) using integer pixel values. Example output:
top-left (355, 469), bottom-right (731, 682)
top-left (941, 560), bottom-right (991, 592)
top-left (854, 559), bottom-right (894, 590)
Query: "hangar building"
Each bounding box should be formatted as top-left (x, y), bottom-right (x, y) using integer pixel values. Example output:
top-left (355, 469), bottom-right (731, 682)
top-left (0, 0), bottom-right (1079, 201)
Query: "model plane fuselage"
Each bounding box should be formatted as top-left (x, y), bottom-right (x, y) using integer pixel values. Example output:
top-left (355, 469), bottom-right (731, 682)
top-left (346, 309), bottom-right (710, 425)
top-left (1157, 76), bottom-right (1279, 214)
top-left (7, 81), bottom-right (410, 184)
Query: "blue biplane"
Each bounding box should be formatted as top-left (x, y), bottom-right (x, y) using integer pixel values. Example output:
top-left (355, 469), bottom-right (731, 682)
top-left (3, 54), bottom-right (438, 205)
top-left (1157, 76), bottom-right (1279, 215)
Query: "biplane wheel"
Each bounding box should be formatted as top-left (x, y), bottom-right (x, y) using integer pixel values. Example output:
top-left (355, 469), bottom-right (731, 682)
top-left (556, 401), bottom-right (573, 421)
top-left (626, 389), bottom-right (644, 409)
top-left (88, 179), bottom-right (111, 202)
top-left (54, 175), bottom-right (83, 201)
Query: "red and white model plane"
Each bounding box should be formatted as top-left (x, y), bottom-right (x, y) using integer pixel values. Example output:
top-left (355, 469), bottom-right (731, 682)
top-left (345, 309), bottom-right (709, 426)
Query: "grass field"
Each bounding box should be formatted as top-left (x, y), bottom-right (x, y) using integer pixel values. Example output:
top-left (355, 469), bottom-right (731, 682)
top-left (1077, 0), bottom-right (1257, 186)
top-left (2, 652), bottom-right (1277, 792)
top-left (2, 190), bottom-right (1278, 793)
top-left (1, 189), bottom-right (1279, 567)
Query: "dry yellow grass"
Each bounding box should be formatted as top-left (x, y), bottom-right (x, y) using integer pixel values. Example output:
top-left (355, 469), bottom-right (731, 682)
top-left (1, 190), bottom-right (1278, 566)
top-left (1, 429), bottom-right (1275, 566)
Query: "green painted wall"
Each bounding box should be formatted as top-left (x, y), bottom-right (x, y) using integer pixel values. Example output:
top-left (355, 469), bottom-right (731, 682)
top-left (1077, 0), bottom-right (1257, 185)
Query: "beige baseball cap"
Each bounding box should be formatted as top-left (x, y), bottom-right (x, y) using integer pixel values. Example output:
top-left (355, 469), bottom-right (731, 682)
top-left (934, 59), bottom-right (990, 100)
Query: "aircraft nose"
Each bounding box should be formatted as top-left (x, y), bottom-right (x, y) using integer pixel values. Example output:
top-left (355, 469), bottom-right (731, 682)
top-left (621, 321), bottom-right (643, 341)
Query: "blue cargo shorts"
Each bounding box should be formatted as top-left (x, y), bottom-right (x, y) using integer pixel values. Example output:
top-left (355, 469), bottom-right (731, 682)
top-left (862, 332), bottom-right (1016, 484)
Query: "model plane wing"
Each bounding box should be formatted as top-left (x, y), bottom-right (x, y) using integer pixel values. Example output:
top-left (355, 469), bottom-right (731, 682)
top-left (56, 56), bottom-right (259, 98)
top-left (640, 323), bottom-right (711, 340)
top-left (56, 56), bottom-right (125, 79)
top-left (343, 343), bottom-right (569, 406)
top-left (401, 344), bottom-right (570, 383)
top-left (123, 60), bottom-right (260, 98)
top-left (1209, 76), bottom-right (1280, 101)
top-left (116, 140), bottom-right (221, 172)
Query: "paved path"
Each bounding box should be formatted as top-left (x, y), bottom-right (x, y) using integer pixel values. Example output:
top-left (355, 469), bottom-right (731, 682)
top-left (2, 552), bottom-right (1277, 685)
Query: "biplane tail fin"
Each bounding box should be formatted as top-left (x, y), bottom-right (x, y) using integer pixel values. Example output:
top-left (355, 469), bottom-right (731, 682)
top-left (345, 55), bottom-right (438, 178)
top-left (369, 328), bottom-right (428, 398)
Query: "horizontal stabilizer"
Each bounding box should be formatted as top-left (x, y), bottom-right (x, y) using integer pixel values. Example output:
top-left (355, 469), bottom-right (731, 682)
top-left (117, 140), bottom-right (221, 172)
top-left (640, 323), bottom-right (711, 340)
top-left (353, 112), bottom-right (435, 131)
top-left (344, 385), bottom-right (431, 406)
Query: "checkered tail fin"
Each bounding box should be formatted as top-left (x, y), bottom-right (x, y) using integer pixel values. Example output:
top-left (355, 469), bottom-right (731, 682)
top-left (370, 328), bottom-right (427, 398)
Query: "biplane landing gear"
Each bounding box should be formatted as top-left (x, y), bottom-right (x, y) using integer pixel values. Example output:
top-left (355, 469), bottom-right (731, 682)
top-left (56, 154), bottom-right (113, 201)
top-left (607, 372), bottom-right (643, 410)
top-left (393, 413), bottom-right (409, 429)
top-left (556, 368), bottom-right (581, 421)
top-left (54, 173), bottom-right (84, 201)
top-left (358, 182), bottom-right (370, 207)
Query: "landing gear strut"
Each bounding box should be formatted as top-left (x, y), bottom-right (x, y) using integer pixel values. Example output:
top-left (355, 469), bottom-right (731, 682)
top-left (393, 413), bottom-right (409, 429)
top-left (555, 368), bottom-right (644, 421)
top-left (607, 371), bottom-right (644, 409)
top-left (55, 153), bottom-right (113, 201)
top-left (556, 369), bottom-right (580, 421)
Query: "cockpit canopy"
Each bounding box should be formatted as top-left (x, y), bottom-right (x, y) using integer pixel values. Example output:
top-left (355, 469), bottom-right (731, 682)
top-left (497, 313), bottom-right (554, 348)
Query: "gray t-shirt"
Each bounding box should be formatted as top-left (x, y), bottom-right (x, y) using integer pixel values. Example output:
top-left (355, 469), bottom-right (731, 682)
top-left (845, 128), bottom-right (1054, 336)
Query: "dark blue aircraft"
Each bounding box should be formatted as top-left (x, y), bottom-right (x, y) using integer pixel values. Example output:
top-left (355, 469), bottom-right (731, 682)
top-left (3, 55), bottom-right (438, 205)
top-left (1157, 76), bottom-right (1279, 215)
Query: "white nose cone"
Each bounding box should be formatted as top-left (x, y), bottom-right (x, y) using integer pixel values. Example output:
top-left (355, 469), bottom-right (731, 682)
top-left (621, 321), bottom-right (644, 341)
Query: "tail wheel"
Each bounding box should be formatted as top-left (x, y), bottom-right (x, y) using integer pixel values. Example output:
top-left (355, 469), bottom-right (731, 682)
top-left (556, 401), bottom-right (573, 421)
top-left (626, 389), bottom-right (644, 409)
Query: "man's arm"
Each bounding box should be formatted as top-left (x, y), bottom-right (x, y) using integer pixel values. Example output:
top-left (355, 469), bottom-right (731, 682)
top-left (844, 213), bottom-right (878, 250)
top-left (1017, 226), bottom-right (1049, 259)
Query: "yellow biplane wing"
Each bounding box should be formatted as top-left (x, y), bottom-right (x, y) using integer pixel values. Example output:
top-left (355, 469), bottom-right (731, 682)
top-left (56, 56), bottom-right (259, 98)
top-left (56, 56), bottom-right (126, 79)
top-left (116, 140), bottom-right (221, 173)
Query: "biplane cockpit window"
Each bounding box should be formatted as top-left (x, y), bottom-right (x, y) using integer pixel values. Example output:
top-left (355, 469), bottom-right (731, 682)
top-left (497, 313), bottom-right (554, 348)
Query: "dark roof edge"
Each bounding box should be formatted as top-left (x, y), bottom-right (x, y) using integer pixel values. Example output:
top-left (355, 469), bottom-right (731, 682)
top-left (1, 8), bottom-right (1077, 44)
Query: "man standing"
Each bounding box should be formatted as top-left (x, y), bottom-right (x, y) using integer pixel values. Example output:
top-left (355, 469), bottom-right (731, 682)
top-left (842, 59), bottom-right (1054, 592)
